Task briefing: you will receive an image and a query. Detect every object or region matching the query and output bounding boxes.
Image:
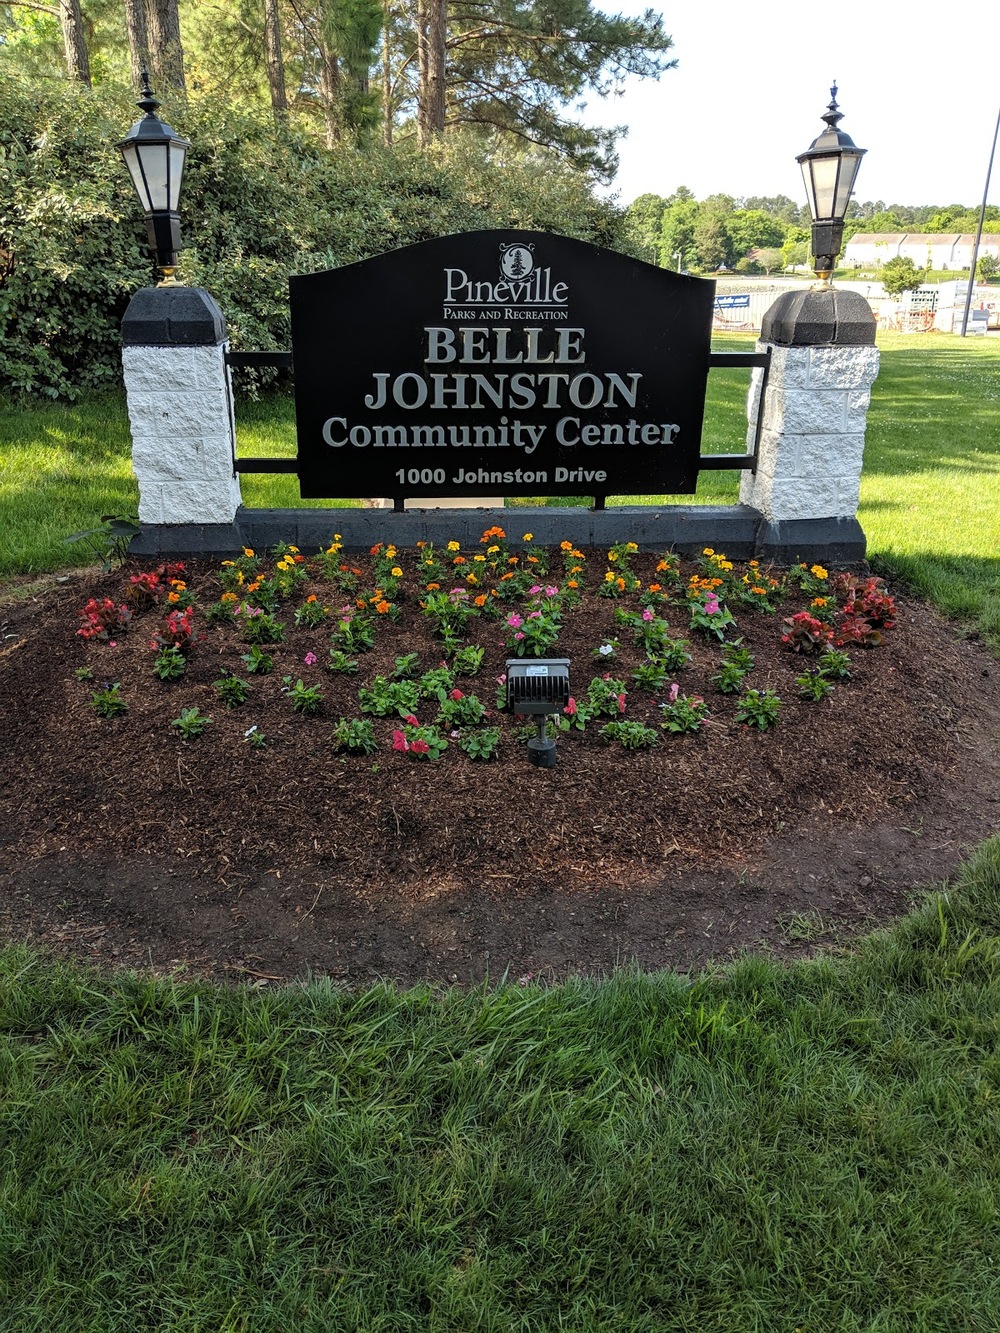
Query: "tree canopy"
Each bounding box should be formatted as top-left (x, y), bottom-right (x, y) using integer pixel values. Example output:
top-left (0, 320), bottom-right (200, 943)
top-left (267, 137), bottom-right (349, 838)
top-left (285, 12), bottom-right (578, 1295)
top-left (0, 0), bottom-right (675, 171)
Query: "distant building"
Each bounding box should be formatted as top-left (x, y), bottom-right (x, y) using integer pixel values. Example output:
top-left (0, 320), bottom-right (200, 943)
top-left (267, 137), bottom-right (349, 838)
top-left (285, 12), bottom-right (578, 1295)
top-left (843, 233), bottom-right (1000, 270)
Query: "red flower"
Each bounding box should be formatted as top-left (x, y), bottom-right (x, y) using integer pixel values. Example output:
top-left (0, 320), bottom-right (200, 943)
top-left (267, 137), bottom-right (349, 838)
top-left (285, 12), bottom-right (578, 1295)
top-left (449, 689), bottom-right (464, 700)
top-left (409, 738), bottom-right (430, 755)
top-left (391, 730), bottom-right (409, 752)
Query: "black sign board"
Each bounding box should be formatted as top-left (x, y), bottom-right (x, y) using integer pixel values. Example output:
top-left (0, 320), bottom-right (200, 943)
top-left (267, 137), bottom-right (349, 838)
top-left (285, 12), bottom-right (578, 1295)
top-left (290, 230), bottom-right (715, 501)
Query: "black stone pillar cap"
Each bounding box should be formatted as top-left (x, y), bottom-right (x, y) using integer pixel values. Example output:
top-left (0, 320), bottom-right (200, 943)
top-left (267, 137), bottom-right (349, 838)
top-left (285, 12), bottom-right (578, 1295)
top-left (121, 286), bottom-right (227, 346)
top-left (761, 289), bottom-right (875, 346)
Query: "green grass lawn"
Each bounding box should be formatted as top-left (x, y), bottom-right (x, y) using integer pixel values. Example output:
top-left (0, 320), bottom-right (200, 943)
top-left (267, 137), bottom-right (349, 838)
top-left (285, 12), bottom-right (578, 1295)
top-left (2, 838), bottom-right (1000, 1329)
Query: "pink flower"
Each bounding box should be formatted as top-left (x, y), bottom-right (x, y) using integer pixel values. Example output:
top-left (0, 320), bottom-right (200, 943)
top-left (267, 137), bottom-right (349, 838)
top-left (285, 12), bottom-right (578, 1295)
top-left (668, 683), bottom-right (679, 703)
top-left (391, 730), bottom-right (409, 752)
top-left (617, 693), bottom-right (627, 714)
top-left (564, 697), bottom-right (577, 716)
top-left (514, 632), bottom-right (525, 641)
top-left (528, 584), bottom-right (542, 595)
top-left (545, 586), bottom-right (559, 597)
top-left (108, 640), bottom-right (117, 648)
top-left (642, 608), bottom-right (653, 621)
top-left (507, 614), bottom-right (523, 628)
top-left (303, 651), bottom-right (317, 666)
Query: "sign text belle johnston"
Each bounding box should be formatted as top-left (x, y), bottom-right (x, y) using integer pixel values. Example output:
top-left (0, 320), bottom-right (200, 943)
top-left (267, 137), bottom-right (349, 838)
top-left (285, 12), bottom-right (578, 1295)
top-left (320, 323), bottom-right (681, 464)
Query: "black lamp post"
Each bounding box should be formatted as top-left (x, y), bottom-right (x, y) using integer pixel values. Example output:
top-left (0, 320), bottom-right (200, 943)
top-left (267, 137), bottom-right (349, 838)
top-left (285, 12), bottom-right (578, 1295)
top-left (796, 85), bottom-right (866, 289)
top-left (117, 71), bottom-right (189, 287)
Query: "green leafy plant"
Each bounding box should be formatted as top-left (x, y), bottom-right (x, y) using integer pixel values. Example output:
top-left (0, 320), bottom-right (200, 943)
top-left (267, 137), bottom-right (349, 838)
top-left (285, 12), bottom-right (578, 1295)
top-left (689, 589), bottom-right (737, 641)
top-left (74, 666), bottom-right (94, 682)
top-left (735, 688), bottom-right (782, 729)
top-left (153, 646), bottom-right (187, 681)
top-left (330, 610), bottom-right (376, 654)
top-left (239, 608), bottom-right (286, 645)
top-left (358, 677), bottom-right (421, 718)
top-left (632, 660), bottom-right (670, 691)
top-left (327, 649), bottom-right (360, 675)
top-left (559, 696), bottom-right (594, 731)
top-left (587, 676), bottom-right (628, 717)
top-left (437, 689), bottom-right (487, 728)
top-left (600, 719), bottom-right (659, 750)
top-left (240, 644), bottom-right (274, 675)
top-left (214, 674), bottom-right (252, 708)
top-left (458, 727), bottom-right (503, 760)
top-left (171, 706), bottom-right (211, 739)
top-left (243, 725), bottom-right (267, 749)
top-left (282, 677), bottom-right (324, 716)
top-left (796, 669), bottom-right (835, 701)
top-left (659, 685), bottom-right (709, 734)
top-left (452, 645), bottom-right (485, 676)
top-left (332, 717), bottom-right (379, 756)
top-left (90, 683), bottom-right (127, 718)
top-left (64, 514), bottom-right (140, 571)
top-left (294, 598), bottom-right (328, 628)
top-left (391, 721), bottom-right (449, 760)
top-left (818, 646), bottom-right (852, 680)
top-left (392, 652), bottom-right (422, 679)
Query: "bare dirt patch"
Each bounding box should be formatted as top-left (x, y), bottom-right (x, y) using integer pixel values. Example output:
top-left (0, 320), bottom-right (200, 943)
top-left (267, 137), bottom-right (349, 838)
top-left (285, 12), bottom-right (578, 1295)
top-left (1, 554), bottom-right (998, 986)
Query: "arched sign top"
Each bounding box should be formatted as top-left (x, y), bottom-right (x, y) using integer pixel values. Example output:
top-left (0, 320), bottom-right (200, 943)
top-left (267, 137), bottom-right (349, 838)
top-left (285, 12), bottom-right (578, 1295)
top-left (289, 230), bottom-right (716, 501)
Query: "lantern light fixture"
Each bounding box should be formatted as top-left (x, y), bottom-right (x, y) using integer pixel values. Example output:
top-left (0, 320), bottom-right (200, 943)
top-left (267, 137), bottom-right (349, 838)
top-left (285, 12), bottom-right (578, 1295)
top-left (796, 85), bottom-right (866, 289)
top-left (117, 71), bottom-right (189, 287)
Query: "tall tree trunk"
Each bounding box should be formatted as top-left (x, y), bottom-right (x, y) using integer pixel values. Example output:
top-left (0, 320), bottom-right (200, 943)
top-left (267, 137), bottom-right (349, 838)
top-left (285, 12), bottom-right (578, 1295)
top-left (59, 0), bottom-right (91, 85)
top-left (123, 0), bottom-right (150, 91)
top-left (381, 0), bottom-right (393, 146)
top-left (319, 46), bottom-right (341, 148)
top-left (414, 0), bottom-right (445, 146)
top-left (263, 0), bottom-right (288, 127)
top-left (146, 0), bottom-right (186, 93)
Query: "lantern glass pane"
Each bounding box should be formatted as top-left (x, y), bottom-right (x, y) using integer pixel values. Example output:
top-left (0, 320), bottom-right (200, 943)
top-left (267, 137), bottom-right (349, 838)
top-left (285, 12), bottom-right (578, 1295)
top-left (120, 141), bottom-right (154, 212)
top-left (134, 141), bottom-right (171, 212)
top-left (806, 154), bottom-right (841, 220)
top-left (167, 141), bottom-right (186, 211)
top-left (834, 151), bottom-right (862, 219)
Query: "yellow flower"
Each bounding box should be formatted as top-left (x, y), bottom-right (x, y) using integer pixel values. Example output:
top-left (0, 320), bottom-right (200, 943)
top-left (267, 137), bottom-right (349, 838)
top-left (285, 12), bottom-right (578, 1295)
top-left (391, 566), bottom-right (403, 577)
top-left (702, 548), bottom-right (715, 557)
top-left (811, 565), bottom-right (828, 580)
top-left (447, 540), bottom-right (460, 552)
top-left (221, 559), bottom-right (234, 567)
top-left (719, 560), bottom-right (733, 571)
top-left (242, 547), bottom-right (255, 558)
top-left (626, 542), bottom-right (638, 553)
top-left (288, 545), bottom-right (299, 553)
top-left (604, 571), bottom-right (615, 583)
top-left (466, 572), bottom-right (479, 584)
top-left (220, 591), bottom-right (238, 602)
top-left (522, 532), bottom-right (533, 542)
top-left (473, 554), bottom-right (486, 562)
top-left (487, 544), bottom-right (500, 554)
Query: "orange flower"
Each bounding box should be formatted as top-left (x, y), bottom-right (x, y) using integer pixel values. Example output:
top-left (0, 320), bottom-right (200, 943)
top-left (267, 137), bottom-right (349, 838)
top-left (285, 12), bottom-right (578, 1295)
top-left (167, 591), bottom-right (180, 603)
top-left (376, 600), bottom-right (391, 614)
top-left (306, 594), bottom-right (317, 603)
top-left (474, 593), bottom-right (487, 607)
top-left (220, 591), bottom-right (238, 603)
top-left (567, 579), bottom-right (579, 589)
top-left (453, 555), bottom-right (466, 565)
top-left (656, 560), bottom-right (669, 573)
top-left (426, 582), bottom-right (441, 591)
top-left (370, 543), bottom-right (383, 555)
top-left (648, 583), bottom-right (662, 593)
top-left (527, 555), bottom-right (539, 564)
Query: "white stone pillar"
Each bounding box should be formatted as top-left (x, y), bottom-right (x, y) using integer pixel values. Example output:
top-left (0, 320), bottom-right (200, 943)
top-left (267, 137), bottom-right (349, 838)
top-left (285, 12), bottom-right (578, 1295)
top-left (740, 289), bottom-right (879, 563)
top-left (121, 287), bottom-right (242, 540)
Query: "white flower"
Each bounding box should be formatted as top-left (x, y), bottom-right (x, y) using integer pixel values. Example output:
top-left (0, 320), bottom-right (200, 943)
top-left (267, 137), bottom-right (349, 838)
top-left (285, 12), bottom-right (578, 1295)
top-left (599, 643), bottom-right (614, 656)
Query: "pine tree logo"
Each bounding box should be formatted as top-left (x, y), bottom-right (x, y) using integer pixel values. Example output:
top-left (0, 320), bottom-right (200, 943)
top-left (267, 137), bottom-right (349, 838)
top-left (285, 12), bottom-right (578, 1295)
top-left (500, 244), bottom-right (535, 280)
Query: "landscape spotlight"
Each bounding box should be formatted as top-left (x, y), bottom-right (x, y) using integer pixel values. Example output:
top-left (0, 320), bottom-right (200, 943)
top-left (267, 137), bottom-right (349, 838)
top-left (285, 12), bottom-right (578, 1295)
top-left (505, 658), bottom-right (570, 769)
top-left (796, 85), bottom-right (866, 289)
top-left (117, 71), bottom-right (189, 287)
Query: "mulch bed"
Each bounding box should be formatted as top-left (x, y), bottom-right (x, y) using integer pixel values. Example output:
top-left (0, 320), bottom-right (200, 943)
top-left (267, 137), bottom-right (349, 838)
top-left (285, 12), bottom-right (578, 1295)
top-left (1, 548), bottom-right (999, 986)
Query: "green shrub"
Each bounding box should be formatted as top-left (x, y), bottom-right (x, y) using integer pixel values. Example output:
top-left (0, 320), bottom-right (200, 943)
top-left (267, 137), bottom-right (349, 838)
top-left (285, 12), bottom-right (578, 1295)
top-left (0, 76), bottom-right (632, 399)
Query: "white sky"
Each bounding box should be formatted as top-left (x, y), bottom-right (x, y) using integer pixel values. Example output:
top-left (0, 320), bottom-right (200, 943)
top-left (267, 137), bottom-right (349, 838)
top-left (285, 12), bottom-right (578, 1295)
top-left (579, 0), bottom-right (1000, 210)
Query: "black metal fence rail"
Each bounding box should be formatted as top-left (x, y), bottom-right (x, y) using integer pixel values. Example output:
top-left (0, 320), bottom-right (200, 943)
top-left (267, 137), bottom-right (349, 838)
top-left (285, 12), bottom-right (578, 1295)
top-left (225, 347), bottom-right (771, 478)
